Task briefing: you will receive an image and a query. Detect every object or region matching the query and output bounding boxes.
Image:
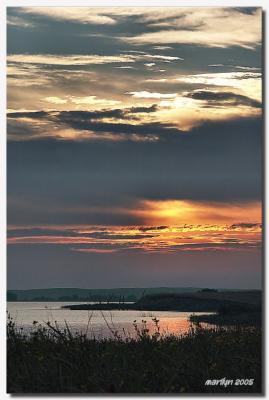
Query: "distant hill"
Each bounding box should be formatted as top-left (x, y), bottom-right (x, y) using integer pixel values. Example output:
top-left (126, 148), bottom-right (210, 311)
top-left (8, 287), bottom-right (204, 302)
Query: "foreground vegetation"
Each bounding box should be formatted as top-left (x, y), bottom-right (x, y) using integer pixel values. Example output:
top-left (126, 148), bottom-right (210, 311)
top-left (7, 317), bottom-right (262, 394)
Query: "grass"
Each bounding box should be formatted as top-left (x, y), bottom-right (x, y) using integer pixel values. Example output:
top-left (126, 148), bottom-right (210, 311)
top-left (7, 315), bottom-right (262, 394)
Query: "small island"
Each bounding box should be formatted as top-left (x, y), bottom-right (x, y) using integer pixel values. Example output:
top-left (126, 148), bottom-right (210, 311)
top-left (62, 289), bottom-right (261, 327)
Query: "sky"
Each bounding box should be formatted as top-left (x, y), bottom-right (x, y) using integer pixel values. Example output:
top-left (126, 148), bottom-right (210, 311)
top-left (7, 7), bottom-right (262, 289)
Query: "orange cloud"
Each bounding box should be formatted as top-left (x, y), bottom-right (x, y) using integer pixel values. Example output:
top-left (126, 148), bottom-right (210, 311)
top-left (7, 214), bottom-right (262, 254)
top-left (71, 248), bottom-right (117, 254)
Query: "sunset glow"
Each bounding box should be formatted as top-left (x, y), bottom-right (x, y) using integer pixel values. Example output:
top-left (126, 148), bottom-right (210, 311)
top-left (136, 200), bottom-right (261, 225)
top-left (7, 217), bottom-right (262, 254)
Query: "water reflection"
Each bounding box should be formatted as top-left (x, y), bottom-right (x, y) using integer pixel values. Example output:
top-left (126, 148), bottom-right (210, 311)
top-left (7, 302), bottom-right (214, 339)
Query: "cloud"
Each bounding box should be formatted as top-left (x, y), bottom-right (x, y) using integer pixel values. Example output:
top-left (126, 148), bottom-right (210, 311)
top-left (121, 8), bottom-right (261, 49)
top-left (14, 7), bottom-right (118, 25)
top-left (7, 116), bottom-right (262, 227)
top-left (208, 64), bottom-right (261, 71)
top-left (71, 248), bottom-right (118, 254)
top-left (7, 226), bottom-right (155, 241)
top-left (143, 54), bottom-right (183, 61)
top-left (67, 96), bottom-right (121, 107)
top-left (43, 97), bottom-right (68, 105)
top-left (7, 106), bottom-right (163, 142)
top-left (7, 223), bottom-right (261, 254)
top-left (127, 91), bottom-right (177, 99)
top-left (8, 110), bottom-right (49, 120)
top-left (230, 223), bottom-right (262, 230)
top-left (145, 78), bottom-right (167, 83)
top-left (128, 105), bottom-right (159, 113)
top-left (7, 52), bottom-right (182, 68)
top-left (185, 90), bottom-right (261, 108)
top-left (8, 104), bottom-right (159, 122)
top-left (175, 72), bottom-right (261, 103)
top-left (139, 226), bottom-right (168, 232)
top-left (7, 54), bottom-right (137, 66)
top-left (115, 66), bottom-right (135, 69)
top-left (153, 46), bottom-right (173, 50)
top-left (7, 14), bottom-right (36, 28)
top-left (165, 241), bottom-right (261, 251)
top-left (7, 110), bottom-right (178, 142)
top-left (13, 7), bottom-right (261, 54)
top-left (178, 72), bottom-right (261, 82)
top-left (208, 64), bottom-right (224, 67)
top-left (234, 65), bottom-right (261, 71)
top-left (7, 109), bottom-right (261, 146)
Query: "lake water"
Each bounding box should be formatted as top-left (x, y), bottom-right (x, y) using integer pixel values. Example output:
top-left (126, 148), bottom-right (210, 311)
top-left (7, 302), bottom-right (213, 339)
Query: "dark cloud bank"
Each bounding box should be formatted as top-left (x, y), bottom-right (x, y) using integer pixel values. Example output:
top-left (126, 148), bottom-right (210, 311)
top-left (7, 115), bottom-right (262, 225)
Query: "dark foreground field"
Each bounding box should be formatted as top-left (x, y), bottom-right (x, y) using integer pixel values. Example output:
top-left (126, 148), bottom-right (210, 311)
top-left (7, 317), bottom-right (262, 394)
